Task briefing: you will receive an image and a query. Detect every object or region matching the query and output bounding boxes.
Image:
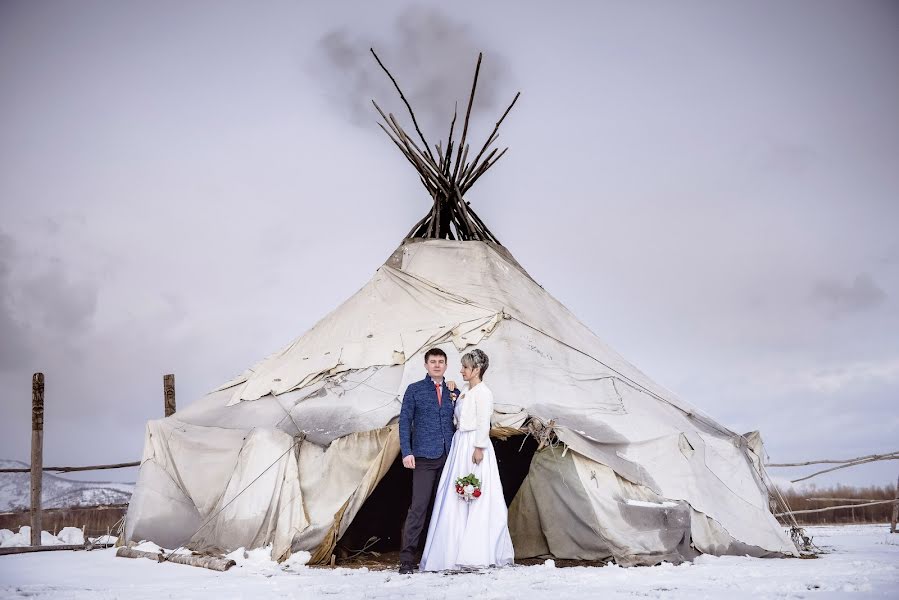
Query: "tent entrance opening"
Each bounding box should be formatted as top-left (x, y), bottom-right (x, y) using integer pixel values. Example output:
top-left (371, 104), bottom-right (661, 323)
top-left (336, 434), bottom-right (538, 556)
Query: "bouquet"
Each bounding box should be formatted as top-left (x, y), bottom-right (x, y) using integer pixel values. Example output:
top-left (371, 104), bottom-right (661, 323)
top-left (454, 473), bottom-right (482, 502)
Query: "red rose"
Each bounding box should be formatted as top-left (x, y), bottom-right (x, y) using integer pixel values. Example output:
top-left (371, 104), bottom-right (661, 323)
top-left (472, 489), bottom-right (481, 498)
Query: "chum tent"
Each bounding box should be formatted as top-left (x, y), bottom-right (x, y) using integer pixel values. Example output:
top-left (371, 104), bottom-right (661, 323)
top-left (123, 52), bottom-right (797, 566)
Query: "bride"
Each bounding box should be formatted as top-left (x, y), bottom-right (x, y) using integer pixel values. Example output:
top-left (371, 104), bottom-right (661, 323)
top-left (420, 349), bottom-right (514, 571)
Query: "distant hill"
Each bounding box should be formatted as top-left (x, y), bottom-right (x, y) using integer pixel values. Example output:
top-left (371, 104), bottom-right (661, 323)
top-left (0, 459), bottom-right (134, 512)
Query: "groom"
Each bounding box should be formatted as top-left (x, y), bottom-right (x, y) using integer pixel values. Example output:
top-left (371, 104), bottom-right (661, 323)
top-left (397, 347), bottom-right (458, 574)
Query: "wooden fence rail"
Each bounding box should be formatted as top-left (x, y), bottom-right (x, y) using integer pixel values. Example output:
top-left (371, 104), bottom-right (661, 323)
top-left (775, 499), bottom-right (899, 517)
top-left (3, 373), bottom-right (176, 552)
top-left (0, 462), bottom-right (141, 474)
top-left (767, 452), bottom-right (899, 467)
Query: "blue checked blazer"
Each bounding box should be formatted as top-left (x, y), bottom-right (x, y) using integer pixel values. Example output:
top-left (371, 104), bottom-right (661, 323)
top-left (399, 374), bottom-right (458, 459)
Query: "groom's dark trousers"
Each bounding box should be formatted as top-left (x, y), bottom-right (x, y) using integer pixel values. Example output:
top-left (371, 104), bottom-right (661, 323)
top-left (398, 374), bottom-right (457, 564)
top-left (400, 454), bottom-right (446, 563)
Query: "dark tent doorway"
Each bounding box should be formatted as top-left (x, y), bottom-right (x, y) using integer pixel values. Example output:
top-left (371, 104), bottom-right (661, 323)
top-left (336, 434), bottom-right (539, 559)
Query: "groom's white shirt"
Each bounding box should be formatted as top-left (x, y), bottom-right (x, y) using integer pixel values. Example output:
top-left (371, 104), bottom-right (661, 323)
top-left (455, 383), bottom-right (494, 449)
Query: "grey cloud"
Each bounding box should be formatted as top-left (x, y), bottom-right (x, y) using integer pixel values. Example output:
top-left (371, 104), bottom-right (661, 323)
top-left (19, 259), bottom-right (98, 334)
top-left (0, 230), bottom-right (99, 373)
top-left (311, 5), bottom-right (512, 136)
top-left (0, 232), bottom-right (34, 371)
top-left (811, 273), bottom-right (887, 316)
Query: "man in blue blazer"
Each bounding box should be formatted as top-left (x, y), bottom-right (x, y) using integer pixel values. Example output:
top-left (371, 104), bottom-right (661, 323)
top-left (398, 347), bottom-right (459, 574)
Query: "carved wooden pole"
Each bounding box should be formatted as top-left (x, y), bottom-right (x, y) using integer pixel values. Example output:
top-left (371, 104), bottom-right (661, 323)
top-left (891, 472), bottom-right (898, 534)
top-left (163, 374), bottom-right (175, 417)
top-left (31, 372), bottom-right (44, 547)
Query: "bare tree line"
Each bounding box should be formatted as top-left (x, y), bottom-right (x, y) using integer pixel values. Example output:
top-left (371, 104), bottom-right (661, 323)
top-left (775, 483), bottom-right (897, 525)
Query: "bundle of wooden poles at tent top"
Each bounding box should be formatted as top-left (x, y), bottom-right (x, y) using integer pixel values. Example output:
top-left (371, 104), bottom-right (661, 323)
top-left (369, 48), bottom-right (519, 243)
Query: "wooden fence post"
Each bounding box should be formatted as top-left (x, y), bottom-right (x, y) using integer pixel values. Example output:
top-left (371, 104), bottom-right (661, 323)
top-left (163, 374), bottom-right (175, 417)
top-left (31, 373), bottom-right (44, 547)
top-left (891, 472), bottom-right (898, 534)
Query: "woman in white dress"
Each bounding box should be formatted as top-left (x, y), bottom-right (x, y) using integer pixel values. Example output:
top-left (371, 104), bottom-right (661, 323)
top-left (420, 349), bottom-right (515, 571)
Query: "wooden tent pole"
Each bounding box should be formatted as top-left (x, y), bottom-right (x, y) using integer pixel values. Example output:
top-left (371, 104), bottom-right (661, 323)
top-left (452, 53), bottom-right (482, 184)
top-left (30, 373), bottom-right (44, 547)
top-left (369, 48), bottom-right (435, 164)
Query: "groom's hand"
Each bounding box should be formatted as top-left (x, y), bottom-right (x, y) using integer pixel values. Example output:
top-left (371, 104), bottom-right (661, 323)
top-left (402, 455), bottom-right (416, 469)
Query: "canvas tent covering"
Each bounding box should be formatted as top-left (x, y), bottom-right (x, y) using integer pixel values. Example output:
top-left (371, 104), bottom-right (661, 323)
top-left (125, 239), bottom-right (797, 565)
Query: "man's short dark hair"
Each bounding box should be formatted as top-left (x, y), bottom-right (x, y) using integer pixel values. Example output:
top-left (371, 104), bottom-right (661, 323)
top-left (424, 347), bottom-right (447, 362)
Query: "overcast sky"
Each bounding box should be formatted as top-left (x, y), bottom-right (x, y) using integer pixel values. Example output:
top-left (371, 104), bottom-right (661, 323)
top-left (1, 1), bottom-right (897, 489)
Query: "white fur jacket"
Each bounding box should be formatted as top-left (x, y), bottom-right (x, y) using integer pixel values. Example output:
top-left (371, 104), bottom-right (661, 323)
top-left (454, 382), bottom-right (493, 449)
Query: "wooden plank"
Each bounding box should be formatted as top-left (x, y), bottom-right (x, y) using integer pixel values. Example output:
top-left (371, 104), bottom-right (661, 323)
top-left (0, 544), bottom-right (87, 556)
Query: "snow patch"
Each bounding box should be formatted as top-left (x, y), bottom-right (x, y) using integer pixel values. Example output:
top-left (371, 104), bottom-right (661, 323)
top-left (132, 541), bottom-right (163, 553)
top-left (57, 527), bottom-right (85, 545)
top-left (282, 550), bottom-right (311, 569)
top-left (0, 526), bottom-right (85, 547)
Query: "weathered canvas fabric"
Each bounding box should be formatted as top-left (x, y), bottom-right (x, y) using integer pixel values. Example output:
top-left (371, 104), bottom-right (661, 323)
top-left (125, 239), bottom-right (796, 563)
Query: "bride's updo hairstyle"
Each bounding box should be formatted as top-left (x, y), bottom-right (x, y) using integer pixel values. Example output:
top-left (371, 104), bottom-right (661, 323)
top-left (461, 349), bottom-right (489, 378)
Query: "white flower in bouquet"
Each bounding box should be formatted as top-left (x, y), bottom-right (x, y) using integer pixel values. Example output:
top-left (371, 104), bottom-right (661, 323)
top-left (464, 484), bottom-right (475, 495)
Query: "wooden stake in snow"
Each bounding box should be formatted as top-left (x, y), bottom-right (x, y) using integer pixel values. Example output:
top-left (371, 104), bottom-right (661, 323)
top-left (164, 373), bottom-right (176, 417)
top-left (891, 472), bottom-right (898, 534)
top-left (115, 547), bottom-right (236, 571)
top-left (30, 372), bottom-right (44, 547)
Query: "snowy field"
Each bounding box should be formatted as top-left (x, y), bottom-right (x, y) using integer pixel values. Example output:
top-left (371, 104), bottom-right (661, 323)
top-left (1, 524), bottom-right (897, 599)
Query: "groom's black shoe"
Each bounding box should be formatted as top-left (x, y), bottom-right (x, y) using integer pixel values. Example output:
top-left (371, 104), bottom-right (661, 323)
top-left (398, 562), bottom-right (416, 575)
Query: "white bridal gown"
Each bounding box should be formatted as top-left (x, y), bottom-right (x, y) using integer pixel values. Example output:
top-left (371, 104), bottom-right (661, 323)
top-left (420, 382), bottom-right (515, 571)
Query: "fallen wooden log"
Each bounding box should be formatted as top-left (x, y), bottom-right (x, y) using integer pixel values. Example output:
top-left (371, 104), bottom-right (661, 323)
top-left (0, 543), bottom-right (114, 556)
top-left (115, 546), bottom-right (236, 571)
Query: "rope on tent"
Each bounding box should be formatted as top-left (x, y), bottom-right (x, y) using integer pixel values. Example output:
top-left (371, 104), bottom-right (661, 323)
top-left (508, 316), bottom-right (736, 438)
top-left (274, 367), bottom-right (398, 435)
top-left (755, 461), bottom-right (819, 555)
top-left (157, 435), bottom-right (301, 565)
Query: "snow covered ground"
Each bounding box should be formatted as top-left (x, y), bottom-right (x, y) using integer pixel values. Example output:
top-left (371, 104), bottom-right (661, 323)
top-left (1, 524), bottom-right (897, 599)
